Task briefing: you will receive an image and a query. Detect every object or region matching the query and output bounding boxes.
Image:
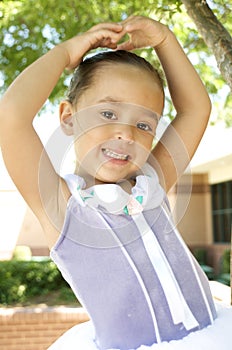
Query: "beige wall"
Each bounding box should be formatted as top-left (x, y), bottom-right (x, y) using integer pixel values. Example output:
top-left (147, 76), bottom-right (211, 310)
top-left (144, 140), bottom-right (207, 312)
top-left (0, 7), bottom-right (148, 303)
top-left (0, 190), bottom-right (27, 259)
top-left (170, 173), bottom-right (213, 245)
top-left (192, 154), bottom-right (232, 185)
top-left (0, 189), bottom-right (48, 259)
top-left (0, 151), bottom-right (229, 259)
top-left (1, 172), bottom-right (214, 259)
top-left (16, 206), bottom-right (49, 256)
top-left (0, 150), bottom-right (48, 259)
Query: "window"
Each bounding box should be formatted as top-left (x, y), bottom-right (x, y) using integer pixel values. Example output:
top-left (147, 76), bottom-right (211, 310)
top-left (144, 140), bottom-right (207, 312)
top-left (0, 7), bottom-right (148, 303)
top-left (211, 181), bottom-right (232, 243)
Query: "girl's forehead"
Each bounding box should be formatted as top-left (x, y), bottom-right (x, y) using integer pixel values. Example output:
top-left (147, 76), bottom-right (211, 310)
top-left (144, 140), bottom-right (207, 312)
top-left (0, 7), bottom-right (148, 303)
top-left (76, 67), bottom-right (164, 114)
top-left (95, 63), bottom-right (162, 88)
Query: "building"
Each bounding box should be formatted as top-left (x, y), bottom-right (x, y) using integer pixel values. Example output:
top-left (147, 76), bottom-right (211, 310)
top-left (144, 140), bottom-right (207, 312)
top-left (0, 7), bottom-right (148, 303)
top-left (0, 123), bottom-right (231, 273)
top-left (178, 123), bottom-right (232, 272)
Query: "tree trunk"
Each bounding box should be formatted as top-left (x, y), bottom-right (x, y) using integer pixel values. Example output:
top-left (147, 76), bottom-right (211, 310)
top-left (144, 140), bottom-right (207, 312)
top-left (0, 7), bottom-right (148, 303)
top-left (231, 225), bottom-right (232, 305)
top-left (181, 0), bottom-right (232, 302)
top-left (181, 0), bottom-right (232, 91)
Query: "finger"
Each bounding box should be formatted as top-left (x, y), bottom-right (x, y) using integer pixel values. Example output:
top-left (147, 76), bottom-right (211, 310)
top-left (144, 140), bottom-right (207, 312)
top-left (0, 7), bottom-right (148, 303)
top-left (121, 16), bottom-right (146, 33)
top-left (90, 29), bottom-right (124, 45)
top-left (99, 37), bottom-right (116, 48)
top-left (88, 22), bottom-right (123, 33)
top-left (116, 40), bottom-right (135, 51)
top-left (120, 15), bottom-right (142, 28)
top-left (104, 42), bottom-right (118, 50)
top-left (119, 15), bottom-right (135, 25)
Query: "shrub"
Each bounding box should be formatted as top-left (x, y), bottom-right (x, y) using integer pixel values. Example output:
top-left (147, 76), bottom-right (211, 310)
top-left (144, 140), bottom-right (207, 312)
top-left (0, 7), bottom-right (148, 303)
top-left (12, 245), bottom-right (32, 261)
top-left (193, 248), bottom-right (214, 280)
top-left (217, 249), bottom-right (230, 286)
top-left (220, 249), bottom-right (230, 274)
top-left (0, 259), bottom-right (78, 306)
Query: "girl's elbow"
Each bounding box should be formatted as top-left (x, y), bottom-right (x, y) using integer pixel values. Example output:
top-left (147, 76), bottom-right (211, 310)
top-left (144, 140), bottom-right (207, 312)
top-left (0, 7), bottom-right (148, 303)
top-left (205, 95), bottom-right (212, 120)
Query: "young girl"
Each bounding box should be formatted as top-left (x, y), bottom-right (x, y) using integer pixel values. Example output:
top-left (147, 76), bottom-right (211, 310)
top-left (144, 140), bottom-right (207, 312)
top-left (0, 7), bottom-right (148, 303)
top-left (0, 15), bottom-right (231, 350)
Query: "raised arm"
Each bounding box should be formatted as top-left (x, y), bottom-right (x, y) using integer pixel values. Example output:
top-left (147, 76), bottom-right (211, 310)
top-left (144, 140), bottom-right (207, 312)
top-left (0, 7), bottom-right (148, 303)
top-left (118, 16), bottom-right (211, 191)
top-left (153, 27), bottom-right (211, 191)
top-left (0, 23), bottom-right (125, 247)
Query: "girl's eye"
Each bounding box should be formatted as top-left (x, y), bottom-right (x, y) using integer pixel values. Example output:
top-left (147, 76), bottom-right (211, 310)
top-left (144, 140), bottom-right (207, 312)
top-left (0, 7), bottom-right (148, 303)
top-left (100, 111), bottom-right (117, 120)
top-left (137, 122), bottom-right (153, 132)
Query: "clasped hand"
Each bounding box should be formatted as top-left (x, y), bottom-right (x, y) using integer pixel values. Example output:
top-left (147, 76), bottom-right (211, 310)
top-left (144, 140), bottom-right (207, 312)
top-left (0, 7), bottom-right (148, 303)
top-left (60, 16), bottom-right (169, 69)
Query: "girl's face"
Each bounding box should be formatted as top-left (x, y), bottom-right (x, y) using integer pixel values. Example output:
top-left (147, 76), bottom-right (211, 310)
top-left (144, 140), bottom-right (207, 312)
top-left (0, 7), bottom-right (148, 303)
top-left (65, 64), bottom-right (164, 185)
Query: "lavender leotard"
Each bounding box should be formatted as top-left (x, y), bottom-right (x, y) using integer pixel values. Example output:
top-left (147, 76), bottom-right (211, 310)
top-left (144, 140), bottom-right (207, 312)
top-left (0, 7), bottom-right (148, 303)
top-left (50, 164), bottom-right (217, 350)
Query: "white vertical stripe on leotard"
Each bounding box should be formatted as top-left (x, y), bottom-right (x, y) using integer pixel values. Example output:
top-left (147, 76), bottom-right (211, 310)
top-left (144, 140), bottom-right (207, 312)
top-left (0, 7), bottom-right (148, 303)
top-left (161, 203), bottom-right (214, 324)
top-left (132, 212), bottom-right (199, 331)
top-left (94, 210), bottom-right (162, 344)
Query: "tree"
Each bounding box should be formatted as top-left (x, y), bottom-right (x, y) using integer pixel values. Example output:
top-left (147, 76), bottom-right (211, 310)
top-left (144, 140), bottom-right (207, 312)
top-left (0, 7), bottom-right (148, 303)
top-left (181, 0), bottom-right (232, 91)
top-left (0, 0), bottom-right (232, 300)
top-left (180, 1), bottom-right (232, 301)
top-left (0, 0), bottom-right (231, 122)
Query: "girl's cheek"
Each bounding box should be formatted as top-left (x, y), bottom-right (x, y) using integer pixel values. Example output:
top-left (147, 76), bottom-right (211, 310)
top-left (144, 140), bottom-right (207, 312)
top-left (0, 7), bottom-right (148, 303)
top-left (138, 135), bottom-right (154, 150)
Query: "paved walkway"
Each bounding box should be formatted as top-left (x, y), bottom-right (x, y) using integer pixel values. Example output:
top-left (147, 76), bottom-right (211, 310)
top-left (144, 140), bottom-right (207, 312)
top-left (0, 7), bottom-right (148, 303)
top-left (210, 281), bottom-right (231, 305)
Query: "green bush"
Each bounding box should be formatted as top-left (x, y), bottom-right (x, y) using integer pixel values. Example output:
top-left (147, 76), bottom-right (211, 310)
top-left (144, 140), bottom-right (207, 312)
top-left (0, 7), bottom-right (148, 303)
top-left (193, 248), bottom-right (215, 280)
top-left (0, 259), bottom-right (78, 306)
top-left (217, 273), bottom-right (230, 286)
top-left (217, 249), bottom-right (230, 286)
top-left (220, 249), bottom-right (230, 274)
top-left (194, 248), bottom-right (207, 265)
top-left (12, 245), bottom-right (32, 261)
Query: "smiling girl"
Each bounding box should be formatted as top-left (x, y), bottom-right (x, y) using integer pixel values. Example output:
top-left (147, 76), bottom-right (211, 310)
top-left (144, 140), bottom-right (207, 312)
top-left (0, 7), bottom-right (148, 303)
top-left (0, 15), bottom-right (231, 350)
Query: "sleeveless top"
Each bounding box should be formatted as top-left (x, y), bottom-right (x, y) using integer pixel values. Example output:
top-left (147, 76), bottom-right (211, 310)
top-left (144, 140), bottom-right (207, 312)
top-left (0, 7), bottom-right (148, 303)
top-left (50, 163), bottom-right (217, 350)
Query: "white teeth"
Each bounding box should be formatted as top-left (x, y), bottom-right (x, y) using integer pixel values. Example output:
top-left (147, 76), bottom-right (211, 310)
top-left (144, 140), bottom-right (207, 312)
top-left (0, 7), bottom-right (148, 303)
top-left (103, 148), bottom-right (129, 160)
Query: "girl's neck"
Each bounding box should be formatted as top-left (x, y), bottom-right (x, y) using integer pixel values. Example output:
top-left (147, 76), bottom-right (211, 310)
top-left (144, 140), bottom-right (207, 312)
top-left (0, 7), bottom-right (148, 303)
top-left (75, 167), bottom-right (136, 193)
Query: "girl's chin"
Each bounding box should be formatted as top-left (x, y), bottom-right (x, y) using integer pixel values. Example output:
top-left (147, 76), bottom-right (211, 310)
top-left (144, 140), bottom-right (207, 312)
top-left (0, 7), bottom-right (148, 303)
top-left (95, 167), bottom-right (141, 184)
top-left (75, 161), bottom-right (144, 184)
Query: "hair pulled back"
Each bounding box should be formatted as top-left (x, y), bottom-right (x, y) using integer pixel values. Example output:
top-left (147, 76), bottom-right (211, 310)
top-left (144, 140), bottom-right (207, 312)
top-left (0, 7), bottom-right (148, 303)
top-left (66, 50), bottom-right (164, 105)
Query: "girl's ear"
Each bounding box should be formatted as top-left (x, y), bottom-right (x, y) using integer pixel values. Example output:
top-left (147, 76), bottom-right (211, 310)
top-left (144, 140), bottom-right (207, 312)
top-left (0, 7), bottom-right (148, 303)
top-left (59, 101), bottom-right (74, 135)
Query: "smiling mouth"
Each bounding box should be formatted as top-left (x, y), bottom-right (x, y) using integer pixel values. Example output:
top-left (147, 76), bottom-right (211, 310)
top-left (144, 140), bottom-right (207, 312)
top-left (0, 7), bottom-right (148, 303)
top-left (102, 148), bottom-right (130, 161)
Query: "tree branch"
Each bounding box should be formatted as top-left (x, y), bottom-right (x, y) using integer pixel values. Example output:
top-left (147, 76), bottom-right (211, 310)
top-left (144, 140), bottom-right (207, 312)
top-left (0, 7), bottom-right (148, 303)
top-left (181, 0), bottom-right (232, 91)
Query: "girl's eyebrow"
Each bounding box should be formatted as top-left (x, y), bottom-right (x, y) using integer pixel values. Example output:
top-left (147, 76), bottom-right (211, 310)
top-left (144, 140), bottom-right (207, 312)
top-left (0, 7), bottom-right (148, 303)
top-left (97, 96), bottom-right (123, 103)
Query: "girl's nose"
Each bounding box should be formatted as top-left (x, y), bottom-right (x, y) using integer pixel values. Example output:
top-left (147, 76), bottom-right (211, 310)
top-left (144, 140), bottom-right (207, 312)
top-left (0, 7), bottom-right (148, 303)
top-left (114, 124), bottom-right (134, 144)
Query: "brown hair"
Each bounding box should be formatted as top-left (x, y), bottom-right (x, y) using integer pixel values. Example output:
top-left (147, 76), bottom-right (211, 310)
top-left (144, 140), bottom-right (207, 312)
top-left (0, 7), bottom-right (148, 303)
top-left (66, 50), bottom-right (164, 105)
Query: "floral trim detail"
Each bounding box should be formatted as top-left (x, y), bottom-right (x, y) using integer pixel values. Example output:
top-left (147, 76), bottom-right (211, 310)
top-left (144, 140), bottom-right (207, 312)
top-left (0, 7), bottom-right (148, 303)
top-left (123, 196), bottom-right (144, 216)
top-left (77, 185), bottom-right (94, 202)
